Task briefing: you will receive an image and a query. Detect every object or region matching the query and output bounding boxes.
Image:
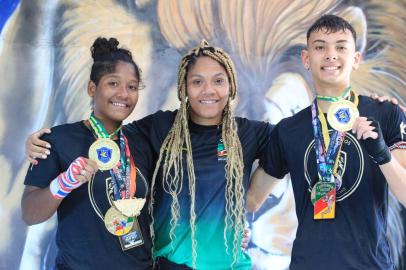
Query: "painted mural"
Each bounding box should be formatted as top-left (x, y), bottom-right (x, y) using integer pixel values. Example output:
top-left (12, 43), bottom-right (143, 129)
top-left (0, 1), bottom-right (405, 269)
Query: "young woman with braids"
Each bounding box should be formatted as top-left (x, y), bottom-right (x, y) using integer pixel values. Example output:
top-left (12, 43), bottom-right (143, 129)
top-left (134, 42), bottom-right (272, 270)
top-left (26, 41), bottom-right (265, 269)
top-left (22, 37), bottom-right (154, 269)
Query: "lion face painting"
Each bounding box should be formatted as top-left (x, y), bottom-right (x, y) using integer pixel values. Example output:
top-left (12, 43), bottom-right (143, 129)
top-left (0, 1), bottom-right (404, 269)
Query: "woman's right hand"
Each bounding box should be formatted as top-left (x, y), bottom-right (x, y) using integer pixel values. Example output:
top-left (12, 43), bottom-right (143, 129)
top-left (25, 128), bottom-right (52, 165)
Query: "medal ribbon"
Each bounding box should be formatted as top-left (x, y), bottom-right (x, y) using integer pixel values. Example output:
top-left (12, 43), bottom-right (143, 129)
top-left (89, 113), bottom-right (121, 139)
top-left (316, 85), bottom-right (352, 102)
top-left (110, 133), bottom-right (136, 200)
top-left (311, 89), bottom-right (359, 182)
top-left (87, 113), bottom-right (136, 200)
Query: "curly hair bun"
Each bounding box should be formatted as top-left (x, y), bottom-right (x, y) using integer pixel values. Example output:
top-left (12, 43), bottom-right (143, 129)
top-left (91, 37), bottom-right (120, 61)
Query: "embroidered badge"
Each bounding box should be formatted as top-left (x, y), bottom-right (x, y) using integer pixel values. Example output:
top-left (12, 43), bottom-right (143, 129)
top-left (217, 139), bottom-right (227, 161)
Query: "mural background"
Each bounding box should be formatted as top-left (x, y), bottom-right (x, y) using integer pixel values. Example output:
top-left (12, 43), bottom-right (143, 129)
top-left (0, 1), bottom-right (405, 269)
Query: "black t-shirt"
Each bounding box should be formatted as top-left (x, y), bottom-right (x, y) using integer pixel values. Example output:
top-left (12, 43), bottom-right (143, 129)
top-left (24, 121), bottom-right (153, 270)
top-left (127, 110), bottom-right (273, 268)
top-left (260, 96), bottom-right (406, 270)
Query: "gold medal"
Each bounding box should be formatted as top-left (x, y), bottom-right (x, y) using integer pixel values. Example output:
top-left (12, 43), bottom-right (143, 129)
top-left (113, 197), bottom-right (146, 217)
top-left (327, 99), bottom-right (359, 132)
top-left (104, 206), bottom-right (134, 236)
top-left (88, 138), bottom-right (120, 170)
top-left (311, 181), bottom-right (336, 220)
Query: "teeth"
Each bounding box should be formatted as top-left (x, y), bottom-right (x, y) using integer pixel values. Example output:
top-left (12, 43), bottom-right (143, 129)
top-left (111, 102), bottom-right (127, 107)
top-left (323, 66), bottom-right (339, 70)
top-left (200, 100), bottom-right (217, 104)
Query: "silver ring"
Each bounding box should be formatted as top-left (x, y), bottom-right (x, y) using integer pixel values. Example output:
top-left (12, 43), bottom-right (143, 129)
top-left (81, 169), bottom-right (86, 176)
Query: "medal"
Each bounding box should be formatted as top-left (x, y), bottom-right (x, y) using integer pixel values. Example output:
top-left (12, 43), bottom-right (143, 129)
top-left (311, 181), bottom-right (336, 219)
top-left (87, 112), bottom-right (145, 247)
top-left (87, 113), bottom-right (122, 170)
top-left (327, 99), bottom-right (359, 132)
top-left (89, 138), bottom-right (120, 171)
top-left (104, 206), bottom-right (134, 236)
top-left (113, 197), bottom-right (146, 217)
top-left (310, 91), bottom-right (359, 220)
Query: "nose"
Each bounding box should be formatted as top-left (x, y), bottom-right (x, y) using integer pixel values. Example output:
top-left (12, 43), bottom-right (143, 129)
top-left (202, 82), bottom-right (216, 95)
top-left (325, 47), bottom-right (337, 61)
top-left (116, 85), bottom-right (129, 98)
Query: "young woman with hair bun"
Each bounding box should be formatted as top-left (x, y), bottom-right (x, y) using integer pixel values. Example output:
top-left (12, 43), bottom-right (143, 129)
top-left (22, 37), bottom-right (153, 269)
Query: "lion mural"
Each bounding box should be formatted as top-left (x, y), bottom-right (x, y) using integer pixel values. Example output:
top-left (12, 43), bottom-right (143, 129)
top-left (0, 1), bottom-right (404, 269)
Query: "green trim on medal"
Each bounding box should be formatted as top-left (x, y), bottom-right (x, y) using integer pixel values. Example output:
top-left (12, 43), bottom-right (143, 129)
top-left (89, 138), bottom-right (120, 171)
top-left (316, 85), bottom-right (352, 102)
top-left (327, 99), bottom-right (359, 132)
top-left (311, 181), bottom-right (336, 205)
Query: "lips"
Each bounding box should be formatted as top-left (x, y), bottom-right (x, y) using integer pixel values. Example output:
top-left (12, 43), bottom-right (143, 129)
top-left (110, 101), bottom-right (129, 108)
top-left (199, 99), bottom-right (219, 104)
top-left (322, 66), bottom-right (340, 71)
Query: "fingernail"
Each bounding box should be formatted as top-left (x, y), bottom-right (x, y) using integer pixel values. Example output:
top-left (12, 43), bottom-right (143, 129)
top-left (46, 144), bottom-right (51, 148)
top-left (45, 150), bottom-right (50, 155)
top-left (41, 154), bottom-right (47, 159)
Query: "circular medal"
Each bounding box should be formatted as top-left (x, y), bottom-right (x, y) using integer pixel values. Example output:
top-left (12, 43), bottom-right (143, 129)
top-left (104, 206), bottom-right (134, 236)
top-left (327, 99), bottom-right (359, 132)
top-left (311, 181), bottom-right (335, 205)
top-left (88, 138), bottom-right (120, 171)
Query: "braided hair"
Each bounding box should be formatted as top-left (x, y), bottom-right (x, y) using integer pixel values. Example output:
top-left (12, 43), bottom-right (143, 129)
top-left (149, 40), bottom-right (245, 268)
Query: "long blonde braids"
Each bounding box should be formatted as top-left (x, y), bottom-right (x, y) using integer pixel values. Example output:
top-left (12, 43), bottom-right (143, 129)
top-left (149, 40), bottom-right (245, 268)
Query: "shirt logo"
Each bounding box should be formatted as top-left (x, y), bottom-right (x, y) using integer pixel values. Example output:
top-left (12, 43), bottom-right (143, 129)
top-left (400, 122), bottom-right (406, 141)
top-left (217, 139), bottom-right (227, 161)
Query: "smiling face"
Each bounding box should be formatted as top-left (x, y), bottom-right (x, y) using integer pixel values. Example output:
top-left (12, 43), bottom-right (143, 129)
top-left (301, 28), bottom-right (361, 94)
top-left (88, 60), bottom-right (139, 132)
top-left (186, 56), bottom-right (230, 125)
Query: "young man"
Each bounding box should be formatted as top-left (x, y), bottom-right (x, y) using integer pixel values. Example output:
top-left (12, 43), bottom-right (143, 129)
top-left (247, 15), bottom-right (406, 270)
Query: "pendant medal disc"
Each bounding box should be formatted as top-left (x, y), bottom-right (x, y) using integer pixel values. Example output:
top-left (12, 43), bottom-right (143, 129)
top-left (104, 206), bottom-right (134, 236)
top-left (327, 100), bottom-right (359, 132)
top-left (89, 138), bottom-right (120, 171)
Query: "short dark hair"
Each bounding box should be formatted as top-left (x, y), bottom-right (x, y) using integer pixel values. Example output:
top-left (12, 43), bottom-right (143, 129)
top-left (306, 14), bottom-right (356, 43)
top-left (90, 37), bottom-right (141, 86)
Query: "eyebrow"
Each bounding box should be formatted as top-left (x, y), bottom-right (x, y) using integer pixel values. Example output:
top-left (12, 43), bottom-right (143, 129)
top-left (312, 39), bottom-right (349, 44)
top-left (106, 74), bottom-right (138, 81)
top-left (188, 72), bottom-right (226, 78)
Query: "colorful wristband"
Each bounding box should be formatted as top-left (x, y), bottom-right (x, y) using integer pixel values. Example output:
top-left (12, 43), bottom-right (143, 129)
top-left (49, 157), bottom-right (86, 199)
